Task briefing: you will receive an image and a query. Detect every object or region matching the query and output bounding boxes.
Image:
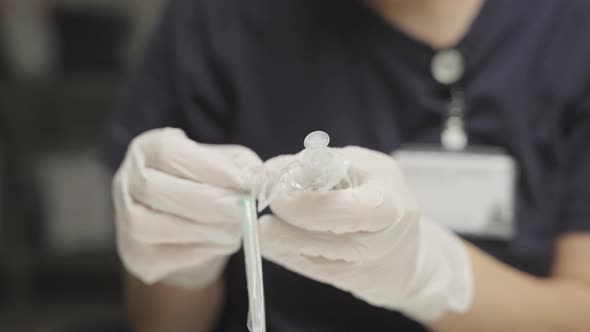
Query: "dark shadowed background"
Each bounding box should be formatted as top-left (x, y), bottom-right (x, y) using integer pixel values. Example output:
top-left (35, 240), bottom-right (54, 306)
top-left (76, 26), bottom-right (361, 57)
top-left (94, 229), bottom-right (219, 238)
top-left (0, 1), bottom-right (167, 330)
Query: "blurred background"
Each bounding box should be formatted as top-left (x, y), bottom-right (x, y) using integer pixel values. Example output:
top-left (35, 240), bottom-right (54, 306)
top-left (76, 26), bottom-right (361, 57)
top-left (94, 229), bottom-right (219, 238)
top-left (0, 0), bottom-right (167, 330)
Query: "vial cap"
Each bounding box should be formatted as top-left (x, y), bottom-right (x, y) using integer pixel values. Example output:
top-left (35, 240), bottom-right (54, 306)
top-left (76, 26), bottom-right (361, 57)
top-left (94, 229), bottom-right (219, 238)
top-left (304, 131), bottom-right (330, 149)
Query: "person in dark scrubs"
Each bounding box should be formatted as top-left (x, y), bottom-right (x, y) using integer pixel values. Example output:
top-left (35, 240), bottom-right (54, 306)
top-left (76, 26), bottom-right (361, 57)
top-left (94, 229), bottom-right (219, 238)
top-left (103, 0), bottom-right (590, 331)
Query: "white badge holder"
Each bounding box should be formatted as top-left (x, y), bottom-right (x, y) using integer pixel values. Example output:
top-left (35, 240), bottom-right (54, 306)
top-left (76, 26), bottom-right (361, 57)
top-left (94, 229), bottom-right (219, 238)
top-left (394, 147), bottom-right (517, 239)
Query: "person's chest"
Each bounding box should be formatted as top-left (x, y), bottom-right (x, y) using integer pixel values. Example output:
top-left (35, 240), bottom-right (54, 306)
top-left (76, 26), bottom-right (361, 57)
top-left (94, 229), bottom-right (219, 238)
top-left (219, 4), bottom-right (578, 275)
top-left (217, 47), bottom-right (564, 330)
top-left (201, 2), bottom-right (590, 330)
top-left (228, 28), bottom-right (564, 191)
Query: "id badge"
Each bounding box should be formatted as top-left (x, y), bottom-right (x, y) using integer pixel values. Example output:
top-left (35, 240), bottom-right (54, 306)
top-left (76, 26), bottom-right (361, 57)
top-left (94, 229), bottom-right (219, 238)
top-left (393, 147), bottom-right (517, 240)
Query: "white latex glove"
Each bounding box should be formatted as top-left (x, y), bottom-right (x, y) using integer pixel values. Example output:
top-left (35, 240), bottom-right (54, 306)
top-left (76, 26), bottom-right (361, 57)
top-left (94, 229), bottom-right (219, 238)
top-left (113, 128), bottom-right (262, 289)
top-left (259, 146), bottom-right (473, 323)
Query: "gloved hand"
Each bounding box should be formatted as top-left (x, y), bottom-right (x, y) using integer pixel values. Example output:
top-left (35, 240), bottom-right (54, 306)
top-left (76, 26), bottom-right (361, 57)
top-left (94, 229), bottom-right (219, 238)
top-left (259, 146), bottom-right (473, 323)
top-left (113, 128), bottom-right (262, 289)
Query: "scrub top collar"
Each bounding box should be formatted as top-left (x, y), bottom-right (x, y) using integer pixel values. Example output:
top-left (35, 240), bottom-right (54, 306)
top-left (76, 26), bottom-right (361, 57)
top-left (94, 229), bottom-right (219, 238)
top-left (353, 0), bottom-right (502, 81)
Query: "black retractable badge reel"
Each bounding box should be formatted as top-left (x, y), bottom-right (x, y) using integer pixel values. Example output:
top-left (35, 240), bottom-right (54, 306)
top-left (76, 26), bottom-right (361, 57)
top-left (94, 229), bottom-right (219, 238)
top-left (394, 48), bottom-right (517, 240)
top-left (431, 49), bottom-right (468, 151)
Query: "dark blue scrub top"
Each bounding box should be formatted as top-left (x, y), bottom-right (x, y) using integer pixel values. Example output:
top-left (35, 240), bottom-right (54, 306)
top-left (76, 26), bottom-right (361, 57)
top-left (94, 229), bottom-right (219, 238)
top-left (102, 0), bottom-right (590, 330)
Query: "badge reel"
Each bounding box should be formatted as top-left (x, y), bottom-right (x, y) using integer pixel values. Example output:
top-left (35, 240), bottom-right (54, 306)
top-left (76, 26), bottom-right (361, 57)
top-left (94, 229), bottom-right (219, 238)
top-left (394, 49), bottom-right (517, 240)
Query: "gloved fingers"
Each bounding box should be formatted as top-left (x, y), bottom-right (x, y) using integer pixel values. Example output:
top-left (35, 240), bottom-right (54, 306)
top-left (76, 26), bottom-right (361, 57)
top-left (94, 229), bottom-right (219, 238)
top-left (117, 201), bottom-right (241, 246)
top-left (132, 128), bottom-right (262, 190)
top-left (340, 146), bottom-right (421, 218)
top-left (259, 215), bottom-right (423, 304)
top-left (259, 219), bottom-right (355, 285)
top-left (264, 146), bottom-right (419, 234)
top-left (259, 214), bottom-right (399, 263)
top-left (269, 178), bottom-right (396, 234)
top-left (114, 168), bottom-right (242, 245)
top-left (262, 154), bottom-right (299, 173)
top-left (264, 150), bottom-right (394, 234)
top-left (338, 146), bottom-right (404, 176)
top-left (206, 144), bottom-right (265, 174)
top-left (118, 229), bottom-right (238, 285)
top-left (127, 162), bottom-right (243, 224)
top-left (262, 146), bottom-right (401, 182)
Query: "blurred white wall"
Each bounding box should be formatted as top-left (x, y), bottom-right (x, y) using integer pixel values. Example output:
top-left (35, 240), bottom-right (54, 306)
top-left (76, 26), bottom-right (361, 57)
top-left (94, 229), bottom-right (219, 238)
top-left (1, 0), bottom-right (58, 77)
top-left (36, 149), bottom-right (114, 254)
